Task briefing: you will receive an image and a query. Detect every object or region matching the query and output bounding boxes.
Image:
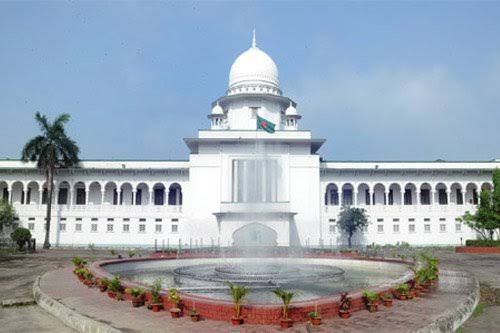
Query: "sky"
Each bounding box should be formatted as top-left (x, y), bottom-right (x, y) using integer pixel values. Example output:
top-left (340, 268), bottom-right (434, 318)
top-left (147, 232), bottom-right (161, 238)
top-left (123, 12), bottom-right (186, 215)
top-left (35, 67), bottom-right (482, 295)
top-left (0, 1), bottom-right (499, 161)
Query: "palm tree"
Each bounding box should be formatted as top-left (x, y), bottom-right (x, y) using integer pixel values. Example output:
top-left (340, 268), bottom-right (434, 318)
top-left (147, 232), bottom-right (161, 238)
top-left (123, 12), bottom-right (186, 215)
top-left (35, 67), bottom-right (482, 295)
top-left (272, 288), bottom-right (294, 319)
top-left (225, 281), bottom-right (248, 319)
top-left (21, 113), bottom-right (79, 249)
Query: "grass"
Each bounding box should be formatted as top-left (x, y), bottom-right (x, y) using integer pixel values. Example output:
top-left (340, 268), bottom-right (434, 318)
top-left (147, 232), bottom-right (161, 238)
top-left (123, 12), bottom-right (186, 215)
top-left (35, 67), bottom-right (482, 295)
top-left (472, 302), bottom-right (485, 318)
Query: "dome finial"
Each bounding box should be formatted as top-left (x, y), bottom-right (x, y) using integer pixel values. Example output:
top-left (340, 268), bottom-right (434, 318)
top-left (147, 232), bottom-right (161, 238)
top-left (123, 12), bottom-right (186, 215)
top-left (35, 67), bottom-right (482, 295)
top-left (252, 29), bottom-right (256, 48)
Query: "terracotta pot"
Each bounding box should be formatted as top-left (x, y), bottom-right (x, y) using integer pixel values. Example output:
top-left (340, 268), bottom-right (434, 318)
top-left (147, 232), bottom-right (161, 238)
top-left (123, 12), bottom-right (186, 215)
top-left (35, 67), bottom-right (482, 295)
top-left (107, 291), bottom-right (116, 299)
top-left (131, 296), bottom-right (144, 308)
top-left (395, 293), bottom-right (408, 300)
top-left (339, 310), bottom-right (351, 319)
top-left (99, 285), bottom-right (107, 292)
top-left (170, 308), bottom-right (181, 318)
top-left (190, 313), bottom-right (200, 322)
top-left (368, 303), bottom-right (378, 312)
top-left (311, 317), bottom-right (322, 326)
top-left (280, 318), bottom-right (293, 329)
top-left (231, 317), bottom-right (243, 325)
top-left (383, 299), bottom-right (393, 307)
top-left (151, 303), bottom-right (163, 312)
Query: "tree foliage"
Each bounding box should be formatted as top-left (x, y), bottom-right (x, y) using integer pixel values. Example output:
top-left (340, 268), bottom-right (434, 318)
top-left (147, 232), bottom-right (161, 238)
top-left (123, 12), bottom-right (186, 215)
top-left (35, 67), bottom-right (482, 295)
top-left (10, 227), bottom-right (31, 250)
top-left (0, 199), bottom-right (16, 230)
top-left (337, 206), bottom-right (369, 248)
top-left (21, 112), bottom-right (80, 249)
top-left (460, 169), bottom-right (500, 241)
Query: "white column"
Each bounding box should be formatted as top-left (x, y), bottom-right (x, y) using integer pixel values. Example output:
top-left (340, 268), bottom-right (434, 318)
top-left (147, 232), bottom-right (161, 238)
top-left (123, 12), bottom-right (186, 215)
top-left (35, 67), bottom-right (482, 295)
top-left (85, 188), bottom-right (89, 206)
top-left (39, 188), bottom-right (43, 207)
top-left (67, 185), bottom-right (72, 206)
top-left (132, 190), bottom-right (136, 205)
top-left (446, 190), bottom-right (451, 205)
top-left (53, 188), bottom-right (59, 205)
top-left (383, 191), bottom-right (387, 205)
top-left (353, 190), bottom-right (358, 206)
top-left (101, 189), bottom-right (105, 205)
top-left (149, 190), bottom-right (154, 206)
top-left (416, 190), bottom-right (420, 205)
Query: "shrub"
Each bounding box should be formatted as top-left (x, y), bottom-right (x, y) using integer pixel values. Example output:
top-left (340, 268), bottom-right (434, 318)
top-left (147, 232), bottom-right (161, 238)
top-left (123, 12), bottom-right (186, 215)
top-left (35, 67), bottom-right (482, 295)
top-left (361, 290), bottom-right (379, 303)
top-left (150, 278), bottom-right (163, 303)
top-left (308, 311), bottom-right (320, 318)
top-left (108, 276), bottom-right (122, 293)
top-left (465, 239), bottom-right (500, 247)
top-left (71, 256), bottom-right (87, 267)
top-left (394, 283), bottom-right (410, 294)
top-left (339, 292), bottom-right (352, 312)
top-left (128, 287), bottom-right (144, 297)
top-left (168, 288), bottom-right (182, 307)
top-left (381, 293), bottom-right (392, 300)
top-left (10, 227), bottom-right (31, 250)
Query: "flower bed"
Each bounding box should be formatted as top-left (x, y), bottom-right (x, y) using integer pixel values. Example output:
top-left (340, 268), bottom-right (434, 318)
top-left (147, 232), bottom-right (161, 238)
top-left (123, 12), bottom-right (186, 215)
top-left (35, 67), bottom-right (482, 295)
top-left (455, 246), bottom-right (500, 254)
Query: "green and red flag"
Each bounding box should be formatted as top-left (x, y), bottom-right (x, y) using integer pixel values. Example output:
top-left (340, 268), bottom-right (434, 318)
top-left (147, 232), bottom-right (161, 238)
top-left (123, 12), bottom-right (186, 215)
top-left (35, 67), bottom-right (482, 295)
top-left (256, 115), bottom-right (275, 133)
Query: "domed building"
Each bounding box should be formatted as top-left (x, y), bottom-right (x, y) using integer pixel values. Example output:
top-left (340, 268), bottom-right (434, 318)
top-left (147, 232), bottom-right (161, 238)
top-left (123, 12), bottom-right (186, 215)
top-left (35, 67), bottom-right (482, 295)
top-left (0, 33), bottom-right (498, 248)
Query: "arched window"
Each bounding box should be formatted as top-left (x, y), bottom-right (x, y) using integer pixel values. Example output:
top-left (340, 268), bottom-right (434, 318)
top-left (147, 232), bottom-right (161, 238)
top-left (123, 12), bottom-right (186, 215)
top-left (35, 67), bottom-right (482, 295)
top-left (168, 183), bottom-right (182, 206)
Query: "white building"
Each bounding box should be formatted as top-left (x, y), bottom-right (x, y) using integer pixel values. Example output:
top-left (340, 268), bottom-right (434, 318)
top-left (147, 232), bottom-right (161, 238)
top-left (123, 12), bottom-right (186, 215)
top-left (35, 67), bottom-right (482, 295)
top-left (1, 35), bottom-right (498, 248)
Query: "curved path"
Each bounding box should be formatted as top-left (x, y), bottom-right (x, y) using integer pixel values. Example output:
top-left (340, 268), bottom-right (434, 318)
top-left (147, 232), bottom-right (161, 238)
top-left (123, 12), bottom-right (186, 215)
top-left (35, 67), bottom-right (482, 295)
top-left (35, 267), bottom-right (478, 333)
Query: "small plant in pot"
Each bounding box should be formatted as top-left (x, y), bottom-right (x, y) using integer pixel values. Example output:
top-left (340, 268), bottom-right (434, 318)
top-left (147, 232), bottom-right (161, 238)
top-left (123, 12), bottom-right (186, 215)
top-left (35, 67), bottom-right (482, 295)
top-left (148, 278), bottom-right (163, 312)
top-left (338, 292), bottom-right (352, 319)
top-left (83, 271), bottom-right (94, 287)
top-left (226, 281), bottom-right (248, 325)
top-left (107, 276), bottom-right (123, 300)
top-left (189, 302), bottom-right (200, 322)
top-left (75, 268), bottom-right (87, 281)
top-left (71, 256), bottom-right (87, 269)
top-left (381, 293), bottom-right (393, 307)
top-left (97, 277), bottom-right (109, 292)
top-left (393, 283), bottom-right (410, 300)
top-left (308, 304), bottom-right (321, 326)
top-left (168, 288), bottom-right (182, 318)
top-left (128, 287), bottom-right (144, 307)
top-left (362, 290), bottom-right (379, 312)
top-left (272, 288), bottom-right (294, 329)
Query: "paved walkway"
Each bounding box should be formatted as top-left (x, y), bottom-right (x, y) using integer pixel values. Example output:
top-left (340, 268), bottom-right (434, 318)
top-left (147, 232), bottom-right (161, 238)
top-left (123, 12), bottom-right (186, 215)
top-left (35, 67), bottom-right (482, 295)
top-left (38, 267), bottom-right (477, 333)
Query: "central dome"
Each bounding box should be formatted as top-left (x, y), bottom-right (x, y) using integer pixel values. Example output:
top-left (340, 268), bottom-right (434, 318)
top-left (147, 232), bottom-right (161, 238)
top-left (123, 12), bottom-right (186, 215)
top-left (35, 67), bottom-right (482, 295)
top-left (227, 33), bottom-right (281, 95)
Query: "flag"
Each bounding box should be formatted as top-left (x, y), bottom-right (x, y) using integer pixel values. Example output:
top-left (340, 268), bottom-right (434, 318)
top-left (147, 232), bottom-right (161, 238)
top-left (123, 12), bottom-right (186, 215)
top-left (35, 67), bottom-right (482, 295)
top-left (256, 115), bottom-right (275, 133)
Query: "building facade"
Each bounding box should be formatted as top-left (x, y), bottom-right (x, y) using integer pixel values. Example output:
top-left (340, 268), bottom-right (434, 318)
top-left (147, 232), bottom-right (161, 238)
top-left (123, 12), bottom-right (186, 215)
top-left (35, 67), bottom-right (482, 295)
top-left (1, 36), bottom-right (498, 248)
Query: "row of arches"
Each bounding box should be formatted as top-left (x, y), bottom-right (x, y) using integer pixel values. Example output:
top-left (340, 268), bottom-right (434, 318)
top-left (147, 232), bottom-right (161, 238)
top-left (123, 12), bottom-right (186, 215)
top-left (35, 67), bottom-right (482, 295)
top-left (324, 182), bottom-right (493, 206)
top-left (0, 181), bottom-right (183, 206)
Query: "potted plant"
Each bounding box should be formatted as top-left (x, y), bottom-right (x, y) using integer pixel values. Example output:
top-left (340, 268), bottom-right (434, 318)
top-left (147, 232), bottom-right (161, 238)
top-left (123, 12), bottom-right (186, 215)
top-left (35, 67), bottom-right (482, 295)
top-left (128, 287), bottom-right (144, 307)
top-left (149, 278), bottom-right (163, 312)
top-left (83, 271), bottom-right (94, 287)
top-left (189, 302), bottom-right (200, 322)
top-left (381, 293), bottom-right (393, 307)
top-left (97, 277), bottom-right (109, 292)
top-left (71, 256), bottom-right (87, 269)
top-left (393, 283), bottom-right (410, 300)
top-left (362, 290), bottom-right (379, 312)
top-left (308, 304), bottom-right (321, 326)
top-left (272, 288), bottom-right (294, 329)
top-left (338, 292), bottom-right (352, 319)
top-left (107, 276), bottom-right (122, 300)
top-left (75, 268), bottom-right (87, 282)
top-left (168, 288), bottom-right (182, 318)
top-left (226, 282), bottom-right (248, 325)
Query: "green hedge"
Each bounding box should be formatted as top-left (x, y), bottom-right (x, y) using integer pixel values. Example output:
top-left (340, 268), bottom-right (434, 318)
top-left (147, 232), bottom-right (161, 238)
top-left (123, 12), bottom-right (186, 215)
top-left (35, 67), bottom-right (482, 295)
top-left (465, 239), bottom-right (500, 247)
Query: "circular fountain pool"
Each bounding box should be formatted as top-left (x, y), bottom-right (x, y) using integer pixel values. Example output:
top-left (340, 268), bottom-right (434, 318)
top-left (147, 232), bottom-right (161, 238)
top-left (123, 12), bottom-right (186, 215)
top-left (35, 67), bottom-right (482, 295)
top-left (100, 257), bottom-right (411, 304)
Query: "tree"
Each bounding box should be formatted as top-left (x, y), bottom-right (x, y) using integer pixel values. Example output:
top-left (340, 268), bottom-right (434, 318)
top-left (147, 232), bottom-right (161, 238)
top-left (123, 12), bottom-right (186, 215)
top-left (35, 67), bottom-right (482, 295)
top-left (21, 113), bottom-right (80, 249)
top-left (11, 227), bottom-right (31, 251)
top-left (337, 206), bottom-right (369, 248)
top-left (0, 199), bottom-right (16, 232)
top-left (460, 169), bottom-right (500, 241)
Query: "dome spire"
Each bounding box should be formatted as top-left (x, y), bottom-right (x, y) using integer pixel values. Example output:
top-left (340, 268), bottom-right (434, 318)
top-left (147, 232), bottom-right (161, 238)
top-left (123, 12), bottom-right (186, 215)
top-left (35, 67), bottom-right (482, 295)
top-left (252, 29), bottom-right (256, 48)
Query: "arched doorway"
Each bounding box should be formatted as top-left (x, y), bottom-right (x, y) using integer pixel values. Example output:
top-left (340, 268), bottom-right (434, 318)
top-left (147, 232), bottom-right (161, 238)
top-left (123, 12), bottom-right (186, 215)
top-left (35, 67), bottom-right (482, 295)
top-left (232, 223), bottom-right (278, 247)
